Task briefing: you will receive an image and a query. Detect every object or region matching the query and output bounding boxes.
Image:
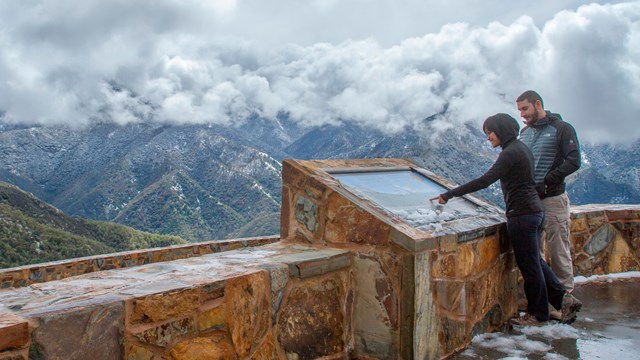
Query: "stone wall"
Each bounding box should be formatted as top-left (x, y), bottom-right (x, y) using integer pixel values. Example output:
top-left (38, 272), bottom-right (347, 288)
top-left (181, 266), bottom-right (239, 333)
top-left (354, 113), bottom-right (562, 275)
top-left (570, 204), bottom-right (640, 276)
top-left (0, 242), bottom-right (354, 360)
top-left (424, 229), bottom-right (518, 358)
top-left (0, 236), bottom-right (279, 289)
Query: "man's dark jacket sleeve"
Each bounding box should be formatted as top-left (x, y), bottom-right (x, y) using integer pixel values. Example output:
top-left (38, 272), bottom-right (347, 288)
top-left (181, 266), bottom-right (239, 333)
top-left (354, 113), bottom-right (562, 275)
top-left (544, 121), bottom-right (580, 186)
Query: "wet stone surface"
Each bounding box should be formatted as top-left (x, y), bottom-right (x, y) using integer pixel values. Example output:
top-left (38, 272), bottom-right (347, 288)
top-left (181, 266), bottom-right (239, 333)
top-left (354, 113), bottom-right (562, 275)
top-left (452, 278), bottom-right (640, 359)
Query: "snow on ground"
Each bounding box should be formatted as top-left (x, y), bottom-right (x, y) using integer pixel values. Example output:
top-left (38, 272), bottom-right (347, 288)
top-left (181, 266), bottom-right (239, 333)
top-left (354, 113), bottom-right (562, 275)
top-left (574, 271), bottom-right (640, 284)
top-left (453, 272), bottom-right (640, 359)
top-left (460, 323), bottom-right (579, 359)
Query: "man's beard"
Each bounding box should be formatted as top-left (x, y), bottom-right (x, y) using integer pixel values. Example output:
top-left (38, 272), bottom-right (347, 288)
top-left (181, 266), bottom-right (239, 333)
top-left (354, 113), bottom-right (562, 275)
top-left (526, 108), bottom-right (540, 125)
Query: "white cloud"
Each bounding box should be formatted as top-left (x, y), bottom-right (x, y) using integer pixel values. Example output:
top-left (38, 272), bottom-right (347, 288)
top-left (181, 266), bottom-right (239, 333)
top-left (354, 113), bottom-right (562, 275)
top-left (532, 2), bottom-right (640, 143)
top-left (0, 0), bottom-right (638, 143)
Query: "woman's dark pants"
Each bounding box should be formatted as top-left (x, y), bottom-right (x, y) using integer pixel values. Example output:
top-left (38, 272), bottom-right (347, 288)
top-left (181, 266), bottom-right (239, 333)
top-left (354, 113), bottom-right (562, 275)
top-left (507, 212), bottom-right (566, 321)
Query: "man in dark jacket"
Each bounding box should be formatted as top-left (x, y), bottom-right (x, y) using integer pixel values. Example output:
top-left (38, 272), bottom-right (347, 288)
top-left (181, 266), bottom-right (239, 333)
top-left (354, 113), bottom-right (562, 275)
top-left (516, 90), bottom-right (581, 295)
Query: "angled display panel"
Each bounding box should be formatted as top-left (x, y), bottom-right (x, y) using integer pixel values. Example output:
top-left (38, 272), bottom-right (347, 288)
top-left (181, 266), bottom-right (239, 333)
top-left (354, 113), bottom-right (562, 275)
top-left (332, 169), bottom-right (489, 231)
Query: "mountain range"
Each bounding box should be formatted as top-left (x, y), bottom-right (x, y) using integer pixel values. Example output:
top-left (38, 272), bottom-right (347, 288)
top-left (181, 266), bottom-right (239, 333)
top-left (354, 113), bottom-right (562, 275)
top-left (1, 116), bottom-right (638, 245)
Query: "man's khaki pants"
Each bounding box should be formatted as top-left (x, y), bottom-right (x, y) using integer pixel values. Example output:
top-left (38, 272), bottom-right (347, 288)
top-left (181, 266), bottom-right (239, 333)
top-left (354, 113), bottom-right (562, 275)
top-left (540, 192), bottom-right (574, 292)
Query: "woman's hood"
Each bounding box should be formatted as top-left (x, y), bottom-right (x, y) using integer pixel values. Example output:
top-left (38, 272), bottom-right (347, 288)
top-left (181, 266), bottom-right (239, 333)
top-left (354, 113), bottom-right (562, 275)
top-left (483, 113), bottom-right (520, 146)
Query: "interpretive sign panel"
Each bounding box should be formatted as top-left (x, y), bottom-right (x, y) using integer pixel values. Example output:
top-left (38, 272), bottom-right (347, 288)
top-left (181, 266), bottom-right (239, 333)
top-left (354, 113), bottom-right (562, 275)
top-left (332, 169), bottom-right (487, 230)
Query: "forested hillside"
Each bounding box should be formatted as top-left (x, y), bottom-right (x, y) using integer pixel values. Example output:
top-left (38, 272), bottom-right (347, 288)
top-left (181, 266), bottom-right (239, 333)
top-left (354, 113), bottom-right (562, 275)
top-left (0, 181), bottom-right (186, 268)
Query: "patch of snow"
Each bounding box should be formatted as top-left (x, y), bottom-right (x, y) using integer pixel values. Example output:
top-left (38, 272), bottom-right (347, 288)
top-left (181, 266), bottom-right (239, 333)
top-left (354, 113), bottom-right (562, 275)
top-left (471, 323), bottom-right (584, 359)
top-left (252, 182), bottom-right (273, 200)
top-left (580, 151), bottom-right (590, 166)
top-left (574, 271), bottom-right (640, 284)
top-left (577, 337), bottom-right (637, 359)
top-left (390, 207), bottom-right (455, 228)
top-left (519, 323), bottom-right (580, 340)
top-left (544, 353), bottom-right (569, 360)
top-left (264, 160), bottom-right (279, 173)
top-left (459, 348), bottom-right (476, 357)
top-left (473, 333), bottom-right (549, 357)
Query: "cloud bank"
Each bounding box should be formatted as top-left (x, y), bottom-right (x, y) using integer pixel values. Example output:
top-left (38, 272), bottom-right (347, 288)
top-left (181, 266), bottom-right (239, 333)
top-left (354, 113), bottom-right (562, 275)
top-left (0, 1), bottom-right (638, 143)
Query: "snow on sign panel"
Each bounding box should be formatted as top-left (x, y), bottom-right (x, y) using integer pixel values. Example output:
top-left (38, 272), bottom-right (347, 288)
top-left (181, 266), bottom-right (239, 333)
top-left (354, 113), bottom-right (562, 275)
top-left (332, 169), bottom-right (483, 231)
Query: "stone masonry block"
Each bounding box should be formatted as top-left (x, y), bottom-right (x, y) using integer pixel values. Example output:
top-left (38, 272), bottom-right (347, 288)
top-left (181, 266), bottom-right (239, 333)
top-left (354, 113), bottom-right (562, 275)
top-left (131, 288), bottom-right (199, 324)
top-left (612, 222), bottom-right (640, 248)
top-left (456, 243), bottom-right (475, 278)
top-left (249, 330), bottom-right (278, 360)
top-left (275, 249), bottom-right (351, 279)
top-left (256, 263), bottom-right (290, 325)
top-left (323, 192), bottom-right (352, 245)
top-left (0, 313), bottom-right (29, 351)
top-left (476, 236), bottom-right (500, 274)
top-left (606, 209), bottom-right (640, 222)
top-left (0, 348), bottom-right (29, 360)
top-left (168, 333), bottom-right (237, 360)
top-left (571, 232), bottom-right (591, 255)
top-left (30, 303), bottom-right (124, 360)
top-left (277, 277), bottom-right (347, 359)
top-left (608, 235), bottom-right (640, 273)
top-left (325, 192), bottom-right (391, 246)
top-left (225, 271), bottom-right (271, 358)
top-left (126, 344), bottom-right (155, 360)
top-left (353, 256), bottom-right (395, 357)
top-left (457, 229), bottom-right (485, 243)
top-left (571, 218), bottom-right (589, 233)
top-left (573, 253), bottom-right (594, 277)
top-left (438, 315), bottom-right (472, 355)
top-left (586, 214), bottom-right (608, 232)
top-left (293, 253), bottom-right (350, 279)
top-left (434, 280), bottom-right (465, 315)
top-left (200, 281), bottom-right (225, 303)
top-left (439, 234), bottom-right (458, 253)
top-left (437, 254), bottom-right (456, 279)
top-left (198, 302), bottom-right (226, 332)
top-left (132, 317), bottom-right (196, 348)
top-left (295, 194), bottom-right (319, 234)
top-left (584, 224), bottom-right (616, 256)
top-left (280, 186), bottom-right (292, 239)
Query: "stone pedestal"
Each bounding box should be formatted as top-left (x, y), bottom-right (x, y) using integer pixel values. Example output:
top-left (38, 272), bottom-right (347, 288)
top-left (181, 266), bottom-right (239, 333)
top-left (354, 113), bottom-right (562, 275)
top-left (281, 158), bottom-right (515, 359)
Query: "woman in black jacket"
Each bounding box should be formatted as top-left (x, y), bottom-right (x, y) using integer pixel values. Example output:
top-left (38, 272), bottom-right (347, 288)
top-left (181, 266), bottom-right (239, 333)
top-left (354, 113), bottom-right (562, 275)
top-left (431, 113), bottom-right (581, 325)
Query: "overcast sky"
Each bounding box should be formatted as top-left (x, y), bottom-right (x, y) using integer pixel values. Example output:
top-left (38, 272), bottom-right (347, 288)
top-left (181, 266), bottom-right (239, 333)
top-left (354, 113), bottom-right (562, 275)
top-left (0, 0), bottom-right (638, 143)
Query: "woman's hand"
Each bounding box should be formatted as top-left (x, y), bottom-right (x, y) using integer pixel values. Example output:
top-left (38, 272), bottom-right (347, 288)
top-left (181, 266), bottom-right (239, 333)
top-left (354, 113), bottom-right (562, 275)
top-left (429, 195), bottom-right (447, 205)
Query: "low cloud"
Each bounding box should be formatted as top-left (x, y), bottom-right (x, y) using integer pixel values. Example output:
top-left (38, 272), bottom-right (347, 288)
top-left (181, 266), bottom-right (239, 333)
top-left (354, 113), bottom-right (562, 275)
top-left (0, 1), bottom-right (638, 143)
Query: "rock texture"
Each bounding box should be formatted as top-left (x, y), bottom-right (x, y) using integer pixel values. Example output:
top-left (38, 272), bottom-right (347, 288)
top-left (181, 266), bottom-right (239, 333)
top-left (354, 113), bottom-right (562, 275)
top-left (570, 205), bottom-right (640, 276)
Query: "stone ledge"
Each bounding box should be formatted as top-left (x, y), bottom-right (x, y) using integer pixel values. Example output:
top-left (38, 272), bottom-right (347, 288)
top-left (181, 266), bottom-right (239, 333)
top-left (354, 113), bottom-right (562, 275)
top-left (274, 248), bottom-right (351, 278)
top-left (0, 243), bottom-right (349, 320)
top-left (0, 236), bottom-right (279, 289)
top-left (571, 204), bottom-right (640, 217)
top-left (0, 242), bottom-right (355, 359)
